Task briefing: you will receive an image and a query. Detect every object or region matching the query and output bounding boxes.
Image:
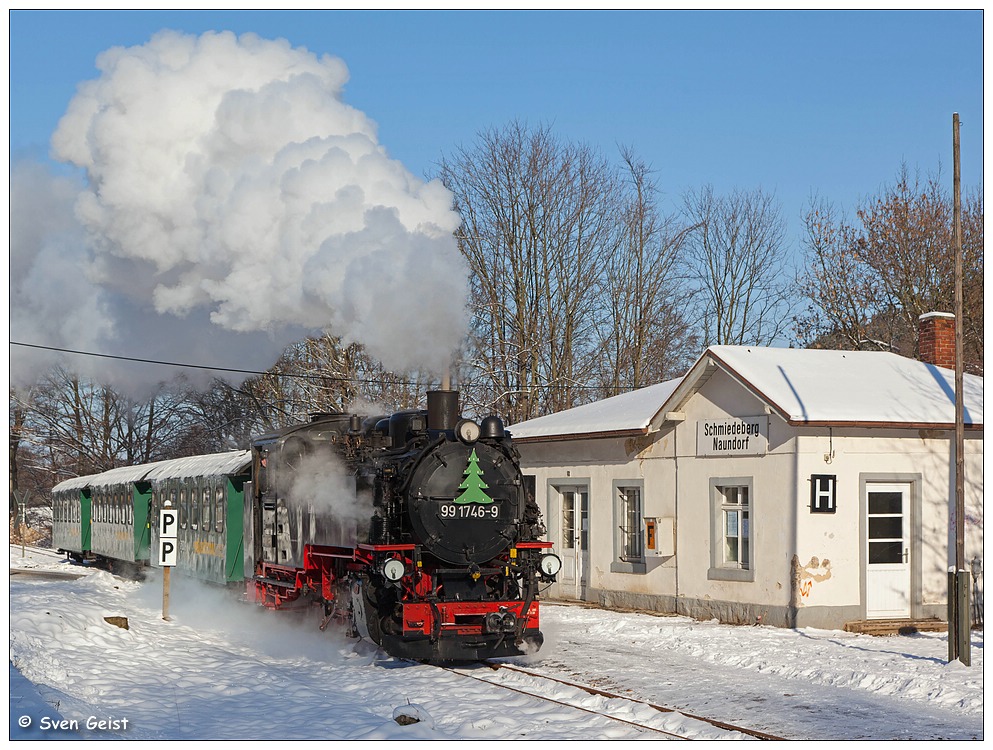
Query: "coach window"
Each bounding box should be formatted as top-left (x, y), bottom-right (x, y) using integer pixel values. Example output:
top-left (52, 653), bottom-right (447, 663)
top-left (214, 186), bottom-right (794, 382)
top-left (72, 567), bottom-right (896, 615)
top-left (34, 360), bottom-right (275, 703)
top-left (708, 476), bottom-right (754, 582)
top-left (611, 480), bottom-right (646, 574)
top-left (179, 488), bottom-right (188, 529)
top-left (191, 485), bottom-right (200, 530)
top-left (202, 487), bottom-right (211, 530)
top-left (215, 486), bottom-right (225, 533)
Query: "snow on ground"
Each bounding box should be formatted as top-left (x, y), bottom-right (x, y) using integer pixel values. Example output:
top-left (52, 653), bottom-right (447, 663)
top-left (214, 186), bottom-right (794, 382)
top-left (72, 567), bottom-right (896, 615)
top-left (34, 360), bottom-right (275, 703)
top-left (8, 546), bottom-right (984, 740)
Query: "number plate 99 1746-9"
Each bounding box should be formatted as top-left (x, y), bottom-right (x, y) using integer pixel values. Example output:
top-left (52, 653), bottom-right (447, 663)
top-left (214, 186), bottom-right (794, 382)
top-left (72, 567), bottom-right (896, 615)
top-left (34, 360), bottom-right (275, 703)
top-left (439, 503), bottom-right (500, 519)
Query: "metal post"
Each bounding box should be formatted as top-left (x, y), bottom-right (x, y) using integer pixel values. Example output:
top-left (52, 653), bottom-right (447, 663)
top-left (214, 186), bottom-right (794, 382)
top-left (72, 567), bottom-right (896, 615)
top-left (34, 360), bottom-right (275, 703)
top-left (947, 570), bottom-right (957, 662)
top-left (956, 571), bottom-right (971, 666)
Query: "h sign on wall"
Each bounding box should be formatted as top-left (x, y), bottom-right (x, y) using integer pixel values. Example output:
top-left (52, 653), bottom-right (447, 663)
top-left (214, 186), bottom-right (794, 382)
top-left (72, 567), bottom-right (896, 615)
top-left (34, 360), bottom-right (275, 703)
top-left (159, 508), bottom-right (178, 566)
top-left (810, 475), bottom-right (837, 514)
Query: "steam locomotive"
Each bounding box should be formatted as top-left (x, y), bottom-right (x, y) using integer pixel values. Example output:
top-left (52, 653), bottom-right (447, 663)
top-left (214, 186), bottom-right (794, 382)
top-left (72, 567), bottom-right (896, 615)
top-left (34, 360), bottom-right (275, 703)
top-left (51, 390), bottom-right (561, 661)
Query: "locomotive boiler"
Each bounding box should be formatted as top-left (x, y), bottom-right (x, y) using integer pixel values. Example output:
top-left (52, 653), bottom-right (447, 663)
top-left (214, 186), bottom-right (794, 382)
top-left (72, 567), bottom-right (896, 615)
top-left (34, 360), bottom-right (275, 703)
top-left (248, 389), bottom-right (560, 660)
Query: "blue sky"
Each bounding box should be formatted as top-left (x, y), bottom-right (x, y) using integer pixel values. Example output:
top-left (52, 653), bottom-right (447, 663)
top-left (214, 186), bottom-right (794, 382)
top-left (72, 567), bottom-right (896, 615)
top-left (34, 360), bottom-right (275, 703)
top-left (9, 9), bottom-right (985, 244)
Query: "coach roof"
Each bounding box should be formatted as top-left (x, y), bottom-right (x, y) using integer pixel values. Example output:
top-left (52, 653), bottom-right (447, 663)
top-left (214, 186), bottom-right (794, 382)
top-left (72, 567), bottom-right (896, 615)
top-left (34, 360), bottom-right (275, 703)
top-left (51, 450), bottom-right (251, 493)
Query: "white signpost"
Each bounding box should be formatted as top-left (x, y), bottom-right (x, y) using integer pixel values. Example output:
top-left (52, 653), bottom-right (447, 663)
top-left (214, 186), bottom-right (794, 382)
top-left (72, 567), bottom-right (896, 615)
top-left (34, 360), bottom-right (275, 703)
top-left (159, 504), bottom-right (178, 620)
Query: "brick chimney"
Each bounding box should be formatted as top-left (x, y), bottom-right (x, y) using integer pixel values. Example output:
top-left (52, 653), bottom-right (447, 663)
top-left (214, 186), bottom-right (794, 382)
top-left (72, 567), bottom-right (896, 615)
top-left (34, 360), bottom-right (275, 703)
top-left (918, 312), bottom-right (955, 368)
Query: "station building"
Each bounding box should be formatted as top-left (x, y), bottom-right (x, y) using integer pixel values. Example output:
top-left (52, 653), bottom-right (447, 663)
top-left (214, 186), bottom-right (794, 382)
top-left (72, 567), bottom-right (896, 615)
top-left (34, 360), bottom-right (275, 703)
top-left (510, 314), bottom-right (984, 630)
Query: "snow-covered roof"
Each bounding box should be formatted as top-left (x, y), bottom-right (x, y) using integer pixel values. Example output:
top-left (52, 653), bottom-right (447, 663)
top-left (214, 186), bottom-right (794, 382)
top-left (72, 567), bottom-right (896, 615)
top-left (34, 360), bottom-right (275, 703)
top-left (142, 450), bottom-right (251, 481)
top-left (510, 380), bottom-right (680, 441)
top-left (51, 460), bottom-right (168, 493)
top-left (679, 346), bottom-right (984, 428)
top-left (510, 346), bottom-right (984, 441)
top-left (50, 451), bottom-right (251, 493)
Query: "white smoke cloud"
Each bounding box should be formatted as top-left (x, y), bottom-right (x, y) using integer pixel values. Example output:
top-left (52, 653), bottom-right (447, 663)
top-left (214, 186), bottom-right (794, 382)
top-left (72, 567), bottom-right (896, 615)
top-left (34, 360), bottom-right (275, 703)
top-left (286, 452), bottom-right (372, 530)
top-left (11, 29), bottom-right (468, 390)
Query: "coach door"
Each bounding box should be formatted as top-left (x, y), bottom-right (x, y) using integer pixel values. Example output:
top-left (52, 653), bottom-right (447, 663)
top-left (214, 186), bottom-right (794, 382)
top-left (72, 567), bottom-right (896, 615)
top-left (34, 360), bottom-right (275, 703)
top-left (559, 486), bottom-right (589, 599)
top-left (866, 483), bottom-right (912, 619)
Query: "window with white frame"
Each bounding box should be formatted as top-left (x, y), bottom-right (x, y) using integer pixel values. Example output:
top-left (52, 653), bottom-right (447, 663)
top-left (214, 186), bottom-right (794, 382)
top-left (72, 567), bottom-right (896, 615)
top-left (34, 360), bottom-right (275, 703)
top-left (619, 486), bottom-right (643, 561)
top-left (709, 477), bottom-right (754, 582)
top-left (720, 485), bottom-right (749, 568)
top-left (611, 480), bottom-right (646, 573)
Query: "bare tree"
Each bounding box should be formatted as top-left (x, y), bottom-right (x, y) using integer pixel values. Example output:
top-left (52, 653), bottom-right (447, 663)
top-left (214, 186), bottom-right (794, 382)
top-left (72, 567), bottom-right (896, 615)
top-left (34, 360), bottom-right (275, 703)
top-left (798, 165), bottom-right (983, 372)
top-left (683, 186), bottom-right (795, 347)
top-left (12, 369), bottom-right (196, 489)
top-left (440, 122), bottom-right (622, 423)
top-left (797, 197), bottom-right (885, 351)
top-left (597, 148), bottom-right (697, 396)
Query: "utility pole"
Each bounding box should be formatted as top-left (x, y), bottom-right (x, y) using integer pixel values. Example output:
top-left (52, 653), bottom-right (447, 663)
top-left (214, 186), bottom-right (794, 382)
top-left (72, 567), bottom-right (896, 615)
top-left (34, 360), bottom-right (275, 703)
top-left (947, 112), bottom-right (970, 666)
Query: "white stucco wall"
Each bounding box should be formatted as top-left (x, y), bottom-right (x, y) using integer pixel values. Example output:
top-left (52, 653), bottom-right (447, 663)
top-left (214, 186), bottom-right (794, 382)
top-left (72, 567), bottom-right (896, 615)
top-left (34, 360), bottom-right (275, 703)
top-left (517, 366), bottom-right (984, 629)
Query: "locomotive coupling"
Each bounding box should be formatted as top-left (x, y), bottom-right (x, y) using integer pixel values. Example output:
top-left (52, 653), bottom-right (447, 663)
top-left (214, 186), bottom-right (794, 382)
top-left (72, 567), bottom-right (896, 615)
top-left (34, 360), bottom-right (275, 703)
top-left (484, 607), bottom-right (518, 634)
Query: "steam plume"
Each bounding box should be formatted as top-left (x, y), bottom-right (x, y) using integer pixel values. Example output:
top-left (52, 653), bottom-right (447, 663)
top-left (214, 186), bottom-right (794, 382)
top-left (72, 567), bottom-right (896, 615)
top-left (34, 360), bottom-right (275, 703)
top-left (11, 30), bottom-right (467, 390)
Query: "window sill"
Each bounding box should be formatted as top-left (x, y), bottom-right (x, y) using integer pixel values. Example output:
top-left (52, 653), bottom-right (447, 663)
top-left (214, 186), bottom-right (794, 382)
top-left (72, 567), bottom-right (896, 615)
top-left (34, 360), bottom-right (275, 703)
top-left (707, 566), bottom-right (754, 582)
top-left (610, 561), bottom-right (647, 574)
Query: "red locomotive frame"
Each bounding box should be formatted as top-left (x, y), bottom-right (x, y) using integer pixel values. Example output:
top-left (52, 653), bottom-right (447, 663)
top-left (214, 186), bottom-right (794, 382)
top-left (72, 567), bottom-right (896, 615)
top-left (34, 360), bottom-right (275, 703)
top-left (251, 540), bottom-right (553, 657)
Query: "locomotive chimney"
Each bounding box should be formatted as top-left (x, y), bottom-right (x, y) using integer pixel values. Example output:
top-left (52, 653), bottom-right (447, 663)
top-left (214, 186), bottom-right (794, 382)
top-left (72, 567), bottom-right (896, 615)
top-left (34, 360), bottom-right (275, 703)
top-left (427, 389), bottom-right (459, 432)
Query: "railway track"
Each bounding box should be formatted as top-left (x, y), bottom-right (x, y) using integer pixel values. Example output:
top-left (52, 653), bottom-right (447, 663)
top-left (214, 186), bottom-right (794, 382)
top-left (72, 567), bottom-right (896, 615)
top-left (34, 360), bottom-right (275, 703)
top-left (435, 659), bottom-right (784, 740)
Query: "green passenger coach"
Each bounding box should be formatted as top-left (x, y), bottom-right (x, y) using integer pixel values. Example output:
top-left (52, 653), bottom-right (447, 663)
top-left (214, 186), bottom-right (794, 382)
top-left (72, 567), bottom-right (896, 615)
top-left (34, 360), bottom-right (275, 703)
top-left (51, 450), bottom-right (251, 585)
top-left (145, 451), bottom-right (251, 585)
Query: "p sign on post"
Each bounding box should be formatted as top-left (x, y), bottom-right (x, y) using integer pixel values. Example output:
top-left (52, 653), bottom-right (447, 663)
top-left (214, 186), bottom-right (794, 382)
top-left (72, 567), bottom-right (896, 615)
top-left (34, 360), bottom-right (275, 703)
top-left (159, 504), bottom-right (178, 620)
top-left (159, 508), bottom-right (178, 566)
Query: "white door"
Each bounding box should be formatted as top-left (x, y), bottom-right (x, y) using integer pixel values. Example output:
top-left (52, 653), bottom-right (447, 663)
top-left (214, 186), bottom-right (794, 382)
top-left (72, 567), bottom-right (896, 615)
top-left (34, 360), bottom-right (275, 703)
top-left (866, 483), bottom-right (911, 619)
top-left (558, 487), bottom-right (589, 599)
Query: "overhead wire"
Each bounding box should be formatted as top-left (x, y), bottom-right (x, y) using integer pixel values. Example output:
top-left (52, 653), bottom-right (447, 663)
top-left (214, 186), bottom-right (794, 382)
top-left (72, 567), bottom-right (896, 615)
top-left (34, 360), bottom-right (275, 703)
top-left (9, 340), bottom-right (638, 394)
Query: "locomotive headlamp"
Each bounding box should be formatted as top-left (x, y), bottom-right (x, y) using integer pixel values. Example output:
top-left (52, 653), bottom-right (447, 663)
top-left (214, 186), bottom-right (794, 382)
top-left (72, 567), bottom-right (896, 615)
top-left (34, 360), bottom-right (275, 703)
top-left (539, 553), bottom-right (563, 577)
top-left (382, 558), bottom-right (406, 582)
top-left (455, 419), bottom-right (481, 444)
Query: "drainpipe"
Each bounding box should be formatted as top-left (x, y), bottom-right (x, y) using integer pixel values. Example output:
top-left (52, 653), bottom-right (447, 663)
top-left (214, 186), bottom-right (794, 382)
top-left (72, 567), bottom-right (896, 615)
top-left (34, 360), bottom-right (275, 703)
top-left (666, 412), bottom-right (685, 616)
top-left (789, 428), bottom-right (801, 628)
top-left (674, 421), bottom-right (679, 614)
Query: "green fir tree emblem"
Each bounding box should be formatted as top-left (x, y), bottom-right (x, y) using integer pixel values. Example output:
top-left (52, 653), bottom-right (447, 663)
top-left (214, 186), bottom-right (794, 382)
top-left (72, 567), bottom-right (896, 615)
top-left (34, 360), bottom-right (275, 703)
top-left (454, 449), bottom-right (494, 504)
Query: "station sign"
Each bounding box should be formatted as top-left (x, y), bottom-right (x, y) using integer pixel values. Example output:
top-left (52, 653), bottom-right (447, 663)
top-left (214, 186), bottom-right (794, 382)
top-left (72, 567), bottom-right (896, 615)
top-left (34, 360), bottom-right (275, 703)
top-left (697, 416), bottom-right (769, 457)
